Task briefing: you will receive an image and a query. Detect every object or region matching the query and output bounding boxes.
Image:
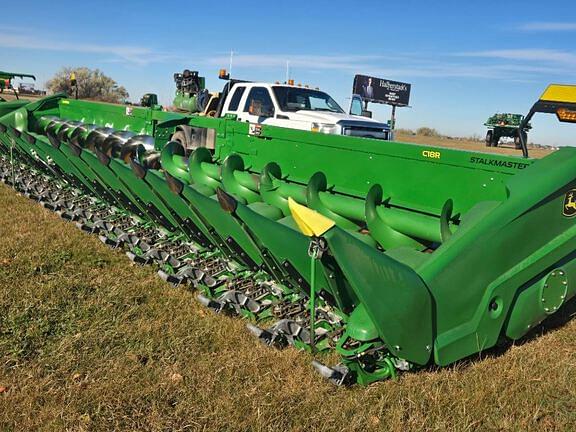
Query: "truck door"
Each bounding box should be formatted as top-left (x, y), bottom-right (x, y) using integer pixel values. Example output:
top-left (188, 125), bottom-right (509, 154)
top-left (222, 85), bottom-right (246, 117)
top-left (238, 86), bottom-right (276, 124)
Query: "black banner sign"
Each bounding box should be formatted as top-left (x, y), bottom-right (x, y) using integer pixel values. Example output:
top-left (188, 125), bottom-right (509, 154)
top-left (353, 74), bottom-right (411, 106)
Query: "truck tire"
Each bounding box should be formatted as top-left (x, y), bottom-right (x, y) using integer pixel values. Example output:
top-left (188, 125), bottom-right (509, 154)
top-left (171, 130), bottom-right (188, 147)
top-left (485, 130), bottom-right (493, 147)
top-left (171, 126), bottom-right (213, 151)
top-left (492, 134), bottom-right (499, 147)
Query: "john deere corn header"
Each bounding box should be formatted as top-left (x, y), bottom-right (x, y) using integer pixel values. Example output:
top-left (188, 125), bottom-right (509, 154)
top-left (1, 83), bottom-right (576, 386)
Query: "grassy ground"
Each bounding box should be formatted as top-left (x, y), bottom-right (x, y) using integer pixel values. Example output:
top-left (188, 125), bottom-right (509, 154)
top-left (1, 183), bottom-right (575, 430)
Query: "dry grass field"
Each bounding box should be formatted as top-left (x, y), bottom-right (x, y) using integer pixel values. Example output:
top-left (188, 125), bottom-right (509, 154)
top-left (0, 134), bottom-right (572, 431)
top-left (395, 132), bottom-right (553, 159)
top-left (0, 93), bottom-right (44, 102)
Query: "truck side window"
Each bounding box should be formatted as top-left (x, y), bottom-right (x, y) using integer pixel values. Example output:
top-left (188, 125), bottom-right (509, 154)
top-left (228, 86), bottom-right (246, 111)
top-left (244, 87), bottom-right (275, 117)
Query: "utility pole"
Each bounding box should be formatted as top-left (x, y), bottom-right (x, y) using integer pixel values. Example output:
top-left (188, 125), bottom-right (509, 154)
top-left (390, 105), bottom-right (396, 140)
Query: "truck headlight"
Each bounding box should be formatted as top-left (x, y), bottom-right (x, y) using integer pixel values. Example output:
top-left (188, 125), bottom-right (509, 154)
top-left (311, 122), bottom-right (341, 134)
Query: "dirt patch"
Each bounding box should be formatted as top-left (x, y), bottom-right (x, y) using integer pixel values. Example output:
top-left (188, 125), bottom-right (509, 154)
top-left (395, 133), bottom-right (553, 159)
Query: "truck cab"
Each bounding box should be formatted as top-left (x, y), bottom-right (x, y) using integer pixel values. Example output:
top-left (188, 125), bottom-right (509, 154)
top-left (220, 82), bottom-right (390, 140)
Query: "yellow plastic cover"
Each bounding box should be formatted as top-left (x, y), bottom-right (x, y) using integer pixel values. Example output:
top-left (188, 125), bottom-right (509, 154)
top-left (540, 84), bottom-right (576, 104)
top-left (288, 197), bottom-right (335, 237)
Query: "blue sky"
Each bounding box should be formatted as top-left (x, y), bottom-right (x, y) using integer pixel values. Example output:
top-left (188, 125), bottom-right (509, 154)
top-left (3, 0), bottom-right (576, 146)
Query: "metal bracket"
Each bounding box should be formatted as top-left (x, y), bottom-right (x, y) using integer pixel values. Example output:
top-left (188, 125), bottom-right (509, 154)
top-left (308, 236), bottom-right (328, 259)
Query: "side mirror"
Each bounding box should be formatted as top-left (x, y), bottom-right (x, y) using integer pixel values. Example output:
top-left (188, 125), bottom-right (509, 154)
top-left (361, 110), bottom-right (372, 118)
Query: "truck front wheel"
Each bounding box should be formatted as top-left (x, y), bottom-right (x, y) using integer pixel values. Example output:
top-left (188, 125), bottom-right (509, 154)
top-left (171, 130), bottom-right (188, 146)
top-left (485, 130), bottom-right (493, 147)
top-left (492, 134), bottom-right (500, 147)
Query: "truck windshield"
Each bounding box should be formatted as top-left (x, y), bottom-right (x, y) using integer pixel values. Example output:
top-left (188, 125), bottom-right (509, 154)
top-left (272, 86), bottom-right (344, 113)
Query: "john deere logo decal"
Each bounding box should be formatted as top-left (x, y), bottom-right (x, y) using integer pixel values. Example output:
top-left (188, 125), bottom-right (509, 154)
top-left (563, 189), bottom-right (576, 217)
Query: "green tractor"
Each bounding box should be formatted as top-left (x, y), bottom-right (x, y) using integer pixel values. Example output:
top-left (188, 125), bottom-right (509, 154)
top-left (0, 70), bottom-right (37, 116)
top-left (484, 113), bottom-right (531, 149)
top-left (0, 70), bottom-right (36, 100)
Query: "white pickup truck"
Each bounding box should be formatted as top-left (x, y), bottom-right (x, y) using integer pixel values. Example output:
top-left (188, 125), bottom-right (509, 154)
top-left (220, 82), bottom-right (390, 140)
top-left (169, 77), bottom-right (391, 150)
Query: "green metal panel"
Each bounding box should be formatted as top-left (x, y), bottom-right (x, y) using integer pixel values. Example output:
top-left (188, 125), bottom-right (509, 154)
top-left (418, 150), bottom-right (576, 364)
top-left (135, 167), bottom-right (217, 248)
top-left (0, 99), bottom-right (29, 118)
top-left (324, 226), bottom-right (434, 365)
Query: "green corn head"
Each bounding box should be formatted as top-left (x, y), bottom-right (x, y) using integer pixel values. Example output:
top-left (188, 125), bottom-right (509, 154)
top-left (0, 99), bottom-right (29, 117)
top-left (1, 85), bottom-right (576, 386)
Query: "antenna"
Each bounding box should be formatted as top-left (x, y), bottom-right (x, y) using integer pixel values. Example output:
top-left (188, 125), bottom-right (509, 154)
top-left (286, 60), bottom-right (290, 83)
top-left (229, 50), bottom-right (234, 79)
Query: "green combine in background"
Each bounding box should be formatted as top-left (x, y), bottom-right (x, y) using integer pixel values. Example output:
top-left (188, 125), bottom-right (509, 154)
top-left (484, 112), bottom-right (531, 149)
top-left (0, 70), bottom-right (37, 116)
top-left (1, 80), bottom-right (576, 386)
top-left (0, 70), bottom-right (36, 99)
